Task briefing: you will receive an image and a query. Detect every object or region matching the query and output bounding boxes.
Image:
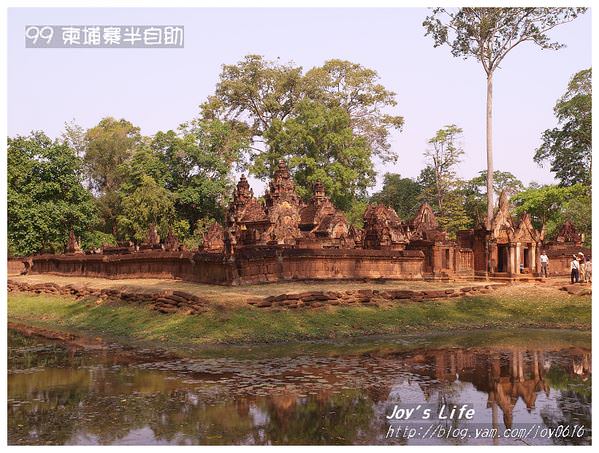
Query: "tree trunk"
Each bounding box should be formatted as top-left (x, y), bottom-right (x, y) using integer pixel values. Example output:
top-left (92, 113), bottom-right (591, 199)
top-left (486, 73), bottom-right (494, 228)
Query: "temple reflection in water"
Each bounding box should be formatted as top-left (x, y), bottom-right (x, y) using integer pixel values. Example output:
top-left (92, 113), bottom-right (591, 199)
top-left (8, 331), bottom-right (592, 445)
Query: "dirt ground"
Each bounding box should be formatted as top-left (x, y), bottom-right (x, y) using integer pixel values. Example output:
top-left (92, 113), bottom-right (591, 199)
top-left (8, 273), bottom-right (586, 305)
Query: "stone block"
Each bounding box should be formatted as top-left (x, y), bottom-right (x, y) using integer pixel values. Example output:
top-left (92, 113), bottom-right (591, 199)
top-left (422, 290), bottom-right (447, 298)
top-left (388, 290), bottom-right (414, 299)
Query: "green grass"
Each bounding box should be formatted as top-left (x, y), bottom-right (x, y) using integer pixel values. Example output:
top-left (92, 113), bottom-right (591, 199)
top-left (7, 285), bottom-right (591, 350)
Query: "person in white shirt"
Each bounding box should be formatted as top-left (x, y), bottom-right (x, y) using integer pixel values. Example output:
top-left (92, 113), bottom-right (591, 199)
top-left (540, 251), bottom-right (549, 278)
top-left (570, 255), bottom-right (580, 284)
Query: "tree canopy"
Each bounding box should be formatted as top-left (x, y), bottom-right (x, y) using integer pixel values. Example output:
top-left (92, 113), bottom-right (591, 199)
top-left (8, 132), bottom-right (98, 255)
top-left (513, 183), bottom-right (590, 246)
top-left (423, 7), bottom-right (587, 226)
top-left (416, 125), bottom-right (470, 235)
top-left (370, 173), bottom-right (422, 221)
top-left (7, 50), bottom-right (592, 255)
top-left (200, 55), bottom-right (403, 210)
top-left (260, 100), bottom-right (374, 211)
top-left (534, 68), bottom-right (592, 186)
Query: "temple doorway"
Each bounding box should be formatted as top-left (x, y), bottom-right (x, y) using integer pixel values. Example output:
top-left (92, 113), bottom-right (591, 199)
top-left (497, 244), bottom-right (508, 273)
top-left (442, 249), bottom-right (450, 269)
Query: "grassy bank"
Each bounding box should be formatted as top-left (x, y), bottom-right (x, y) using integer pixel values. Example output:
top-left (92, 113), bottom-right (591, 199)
top-left (7, 282), bottom-right (591, 350)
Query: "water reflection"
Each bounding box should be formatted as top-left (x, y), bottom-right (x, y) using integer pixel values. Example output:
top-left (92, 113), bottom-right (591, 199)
top-left (8, 330), bottom-right (591, 445)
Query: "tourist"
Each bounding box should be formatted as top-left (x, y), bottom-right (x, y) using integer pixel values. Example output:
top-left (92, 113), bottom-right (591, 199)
top-left (578, 252), bottom-right (586, 283)
top-left (585, 259), bottom-right (592, 283)
top-left (570, 255), bottom-right (580, 284)
top-left (540, 251), bottom-right (549, 278)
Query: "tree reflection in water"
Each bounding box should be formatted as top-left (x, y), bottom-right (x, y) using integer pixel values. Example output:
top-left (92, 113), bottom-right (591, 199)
top-left (8, 330), bottom-right (591, 445)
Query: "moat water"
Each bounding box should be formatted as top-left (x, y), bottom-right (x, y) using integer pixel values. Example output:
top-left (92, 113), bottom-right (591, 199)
top-left (8, 328), bottom-right (591, 445)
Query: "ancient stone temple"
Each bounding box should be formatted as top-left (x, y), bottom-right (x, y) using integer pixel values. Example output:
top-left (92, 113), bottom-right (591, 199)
top-left (362, 204), bottom-right (408, 250)
top-left (140, 224), bottom-right (162, 251)
top-left (297, 181), bottom-right (355, 248)
top-left (225, 174), bottom-right (269, 251)
top-left (163, 228), bottom-right (179, 252)
top-left (225, 162), bottom-right (356, 251)
top-left (555, 220), bottom-right (583, 245)
top-left (262, 160), bottom-right (303, 245)
top-left (406, 203), bottom-right (473, 279)
top-left (65, 229), bottom-right (83, 255)
top-left (31, 160), bottom-right (488, 284)
top-left (201, 222), bottom-right (225, 253)
top-left (543, 220), bottom-right (591, 276)
top-left (459, 192), bottom-right (542, 278)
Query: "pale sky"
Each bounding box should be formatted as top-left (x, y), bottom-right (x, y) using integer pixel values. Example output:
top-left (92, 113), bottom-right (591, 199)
top-left (7, 8), bottom-right (592, 194)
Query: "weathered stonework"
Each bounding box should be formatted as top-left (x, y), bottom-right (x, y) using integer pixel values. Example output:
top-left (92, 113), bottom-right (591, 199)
top-left (163, 228), bottom-right (180, 252)
top-left (8, 278), bottom-right (504, 315)
top-left (543, 221), bottom-right (591, 276)
top-left (362, 204), bottom-right (408, 250)
top-left (459, 192), bottom-right (544, 279)
top-left (26, 160), bottom-right (487, 284)
top-left (201, 222), bottom-right (225, 253)
top-left (139, 224), bottom-right (162, 251)
top-left (406, 203), bottom-right (472, 279)
top-left (7, 279), bottom-right (208, 315)
top-left (65, 229), bottom-right (84, 255)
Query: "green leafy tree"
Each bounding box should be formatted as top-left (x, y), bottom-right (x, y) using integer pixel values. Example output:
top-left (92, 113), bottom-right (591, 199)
top-left (61, 120), bottom-right (87, 158)
top-left (80, 231), bottom-right (117, 251)
top-left (559, 188), bottom-right (592, 247)
top-left (416, 125), bottom-right (470, 236)
top-left (535, 68), bottom-right (592, 186)
top-left (117, 175), bottom-right (176, 242)
top-left (438, 190), bottom-right (471, 236)
top-left (259, 100), bottom-right (374, 211)
top-left (370, 173), bottom-right (422, 220)
top-left (418, 167), bottom-right (469, 237)
top-left (423, 7), bottom-right (587, 225)
top-left (200, 55), bottom-right (403, 199)
top-left (201, 54), bottom-right (303, 139)
top-left (421, 124), bottom-right (464, 214)
top-left (182, 218), bottom-right (217, 250)
top-left (152, 120), bottom-right (245, 229)
top-left (8, 132), bottom-right (97, 255)
top-left (84, 117), bottom-right (142, 193)
top-left (462, 170), bottom-right (524, 225)
top-left (81, 117), bottom-right (143, 235)
top-left (302, 59), bottom-right (404, 161)
top-left (512, 183), bottom-right (590, 245)
top-left (344, 199), bottom-right (369, 228)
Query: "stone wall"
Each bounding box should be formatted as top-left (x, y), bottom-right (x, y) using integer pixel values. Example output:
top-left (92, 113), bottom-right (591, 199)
top-left (30, 251), bottom-right (235, 284)
top-left (247, 284), bottom-right (505, 310)
top-left (29, 246), bottom-right (426, 285)
top-left (8, 258), bottom-right (27, 275)
top-left (544, 245), bottom-right (592, 276)
top-left (8, 279), bottom-right (208, 315)
top-left (8, 278), bottom-right (505, 314)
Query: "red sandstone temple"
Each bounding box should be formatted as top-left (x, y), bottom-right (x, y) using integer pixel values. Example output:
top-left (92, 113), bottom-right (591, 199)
top-left (27, 161), bottom-right (587, 284)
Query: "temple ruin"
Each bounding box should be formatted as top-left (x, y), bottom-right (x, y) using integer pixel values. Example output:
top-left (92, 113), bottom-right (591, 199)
top-left (458, 192), bottom-right (544, 278)
top-left (543, 220), bottom-right (592, 276)
top-left (28, 161), bottom-right (587, 284)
